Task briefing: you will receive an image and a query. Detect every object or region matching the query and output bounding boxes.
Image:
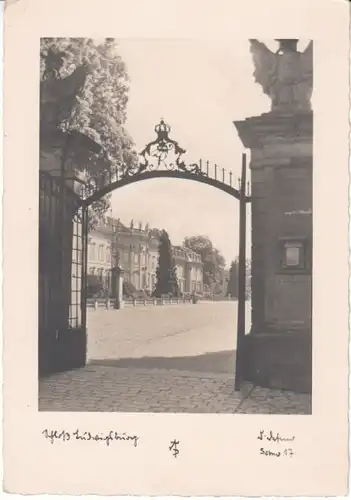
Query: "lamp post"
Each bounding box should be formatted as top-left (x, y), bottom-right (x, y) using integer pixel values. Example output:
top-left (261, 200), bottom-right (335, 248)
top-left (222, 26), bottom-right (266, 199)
top-left (141, 266), bottom-right (147, 289)
top-left (110, 219), bottom-right (124, 309)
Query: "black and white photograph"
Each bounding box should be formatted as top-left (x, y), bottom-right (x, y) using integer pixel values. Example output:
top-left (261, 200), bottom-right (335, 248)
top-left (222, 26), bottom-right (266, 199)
top-left (38, 37), bottom-right (313, 414)
top-left (4, 0), bottom-right (350, 496)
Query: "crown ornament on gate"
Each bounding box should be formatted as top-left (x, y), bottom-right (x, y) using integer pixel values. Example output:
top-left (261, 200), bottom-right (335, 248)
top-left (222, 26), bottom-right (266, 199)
top-left (155, 119), bottom-right (171, 140)
top-left (136, 119), bottom-right (204, 175)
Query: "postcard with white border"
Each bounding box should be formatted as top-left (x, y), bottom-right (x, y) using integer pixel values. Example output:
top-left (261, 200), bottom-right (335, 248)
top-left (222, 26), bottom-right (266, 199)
top-left (3, 0), bottom-right (349, 495)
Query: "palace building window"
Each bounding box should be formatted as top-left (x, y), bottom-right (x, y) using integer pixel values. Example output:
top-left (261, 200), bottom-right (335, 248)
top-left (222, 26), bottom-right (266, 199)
top-left (106, 246), bottom-right (111, 263)
top-left (97, 245), bottom-right (103, 262)
top-left (90, 243), bottom-right (96, 261)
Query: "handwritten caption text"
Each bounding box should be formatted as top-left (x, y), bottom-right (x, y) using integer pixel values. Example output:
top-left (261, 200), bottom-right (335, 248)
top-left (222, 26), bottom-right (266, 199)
top-left (42, 429), bottom-right (139, 448)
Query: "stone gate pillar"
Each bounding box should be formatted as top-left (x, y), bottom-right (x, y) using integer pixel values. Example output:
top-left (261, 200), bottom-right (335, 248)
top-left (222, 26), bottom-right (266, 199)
top-left (233, 40), bottom-right (313, 393)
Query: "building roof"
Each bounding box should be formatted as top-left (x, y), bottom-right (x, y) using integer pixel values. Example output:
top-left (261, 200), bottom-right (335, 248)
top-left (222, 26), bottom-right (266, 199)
top-left (91, 217), bottom-right (203, 264)
top-left (173, 245), bottom-right (202, 263)
top-left (92, 215), bottom-right (127, 236)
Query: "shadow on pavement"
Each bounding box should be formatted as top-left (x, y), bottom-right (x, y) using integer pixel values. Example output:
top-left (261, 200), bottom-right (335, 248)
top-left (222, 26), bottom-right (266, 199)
top-left (88, 349), bottom-right (236, 374)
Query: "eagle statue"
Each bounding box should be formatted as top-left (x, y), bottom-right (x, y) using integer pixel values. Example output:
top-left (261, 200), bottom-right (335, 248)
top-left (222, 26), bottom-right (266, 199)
top-left (249, 39), bottom-right (313, 112)
top-left (40, 51), bottom-right (91, 134)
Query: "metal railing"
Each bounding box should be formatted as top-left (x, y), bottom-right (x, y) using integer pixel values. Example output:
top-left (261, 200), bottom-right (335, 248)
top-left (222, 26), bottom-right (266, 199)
top-left (86, 296), bottom-right (194, 310)
top-left (86, 295), bottom-right (244, 311)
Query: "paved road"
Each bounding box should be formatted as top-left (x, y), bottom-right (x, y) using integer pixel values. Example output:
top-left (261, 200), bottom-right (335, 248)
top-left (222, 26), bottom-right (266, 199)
top-left (39, 301), bottom-right (311, 414)
top-left (87, 301), bottom-right (250, 374)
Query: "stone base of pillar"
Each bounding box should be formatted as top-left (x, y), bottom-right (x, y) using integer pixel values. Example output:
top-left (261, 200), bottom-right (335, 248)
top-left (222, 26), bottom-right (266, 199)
top-left (114, 297), bottom-right (124, 310)
top-left (242, 329), bottom-right (312, 394)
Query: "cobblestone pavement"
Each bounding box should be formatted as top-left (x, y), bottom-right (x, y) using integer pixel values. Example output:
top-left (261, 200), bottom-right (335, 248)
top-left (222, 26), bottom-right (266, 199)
top-left (39, 366), bottom-right (244, 413)
top-left (39, 365), bottom-right (311, 414)
top-left (235, 386), bottom-right (311, 414)
top-left (39, 303), bottom-right (311, 414)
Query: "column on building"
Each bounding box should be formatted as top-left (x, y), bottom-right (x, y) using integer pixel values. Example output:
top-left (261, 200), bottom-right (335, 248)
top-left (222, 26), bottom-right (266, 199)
top-left (137, 243), bottom-right (142, 290)
top-left (185, 263), bottom-right (192, 294)
top-left (145, 245), bottom-right (151, 293)
top-left (129, 243), bottom-right (134, 288)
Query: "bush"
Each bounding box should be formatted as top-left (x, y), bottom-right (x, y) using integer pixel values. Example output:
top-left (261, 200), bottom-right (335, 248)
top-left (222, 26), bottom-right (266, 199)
top-left (86, 275), bottom-right (104, 298)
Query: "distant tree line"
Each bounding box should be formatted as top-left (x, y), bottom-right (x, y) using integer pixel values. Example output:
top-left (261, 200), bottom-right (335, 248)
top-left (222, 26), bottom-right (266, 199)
top-left (182, 235), bottom-right (226, 293)
top-left (153, 230), bottom-right (180, 297)
top-left (153, 233), bottom-right (228, 297)
top-left (226, 259), bottom-right (251, 299)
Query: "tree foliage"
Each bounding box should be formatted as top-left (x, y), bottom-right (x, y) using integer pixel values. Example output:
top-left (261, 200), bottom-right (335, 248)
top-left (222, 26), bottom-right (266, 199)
top-left (123, 280), bottom-right (137, 298)
top-left (153, 230), bottom-right (180, 297)
top-left (226, 258), bottom-right (252, 299)
top-left (226, 260), bottom-right (239, 297)
top-left (86, 274), bottom-right (104, 298)
top-left (183, 235), bottom-right (226, 288)
top-left (40, 38), bottom-right (138, 228)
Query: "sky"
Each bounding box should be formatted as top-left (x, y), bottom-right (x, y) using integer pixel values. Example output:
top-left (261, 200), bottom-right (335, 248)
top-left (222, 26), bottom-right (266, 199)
top-left (110, 39), bottom-right (307, 265)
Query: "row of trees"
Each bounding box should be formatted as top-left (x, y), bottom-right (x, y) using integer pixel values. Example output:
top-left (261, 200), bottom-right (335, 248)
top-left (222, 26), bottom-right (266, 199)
top-left (153, 230), bottom-right (180, 297)
top-left (153, 233), bottom-right (228, 297)
top-left (150, 232), bottom-right (252, 299)
top-left (226, 259), bottom-right (252, 299)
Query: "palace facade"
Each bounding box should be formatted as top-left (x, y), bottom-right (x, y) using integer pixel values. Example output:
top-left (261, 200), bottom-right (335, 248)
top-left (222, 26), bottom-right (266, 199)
top-left (87, 217), bottom-right (204, 295)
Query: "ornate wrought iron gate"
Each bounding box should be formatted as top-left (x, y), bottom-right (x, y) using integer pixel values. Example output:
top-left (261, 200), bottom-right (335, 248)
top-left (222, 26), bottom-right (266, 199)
top-left (39, 172), bottom-right (88, 377)
top-left (39, 120), bottom-right (250, 389)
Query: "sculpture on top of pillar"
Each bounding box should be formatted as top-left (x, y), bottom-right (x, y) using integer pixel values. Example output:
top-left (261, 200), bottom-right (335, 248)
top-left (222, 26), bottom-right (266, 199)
top-left (249, 39), bottom-right (313, 112)
top-left (40, 47), bottom-right (91, 135)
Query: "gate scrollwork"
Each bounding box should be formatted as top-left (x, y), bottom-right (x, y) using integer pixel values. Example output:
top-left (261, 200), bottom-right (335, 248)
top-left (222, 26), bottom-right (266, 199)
top-left (135, 119), bottom-right (205, 177)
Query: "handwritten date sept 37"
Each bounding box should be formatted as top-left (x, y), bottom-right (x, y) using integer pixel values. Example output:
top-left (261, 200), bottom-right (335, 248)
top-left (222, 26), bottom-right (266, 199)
top-left (257, 430), bottom-right (296, 458)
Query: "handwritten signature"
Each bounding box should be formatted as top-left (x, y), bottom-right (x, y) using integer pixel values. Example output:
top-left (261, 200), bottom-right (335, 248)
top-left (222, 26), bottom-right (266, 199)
top-left (257, 430), bottom-right (295, 444)
top-left (42, 429), bottom-right (139, 447)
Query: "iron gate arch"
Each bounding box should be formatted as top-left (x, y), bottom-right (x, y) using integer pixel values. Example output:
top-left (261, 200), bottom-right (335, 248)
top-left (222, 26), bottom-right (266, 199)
top-left (39, 120), bottom-right (251, 388)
